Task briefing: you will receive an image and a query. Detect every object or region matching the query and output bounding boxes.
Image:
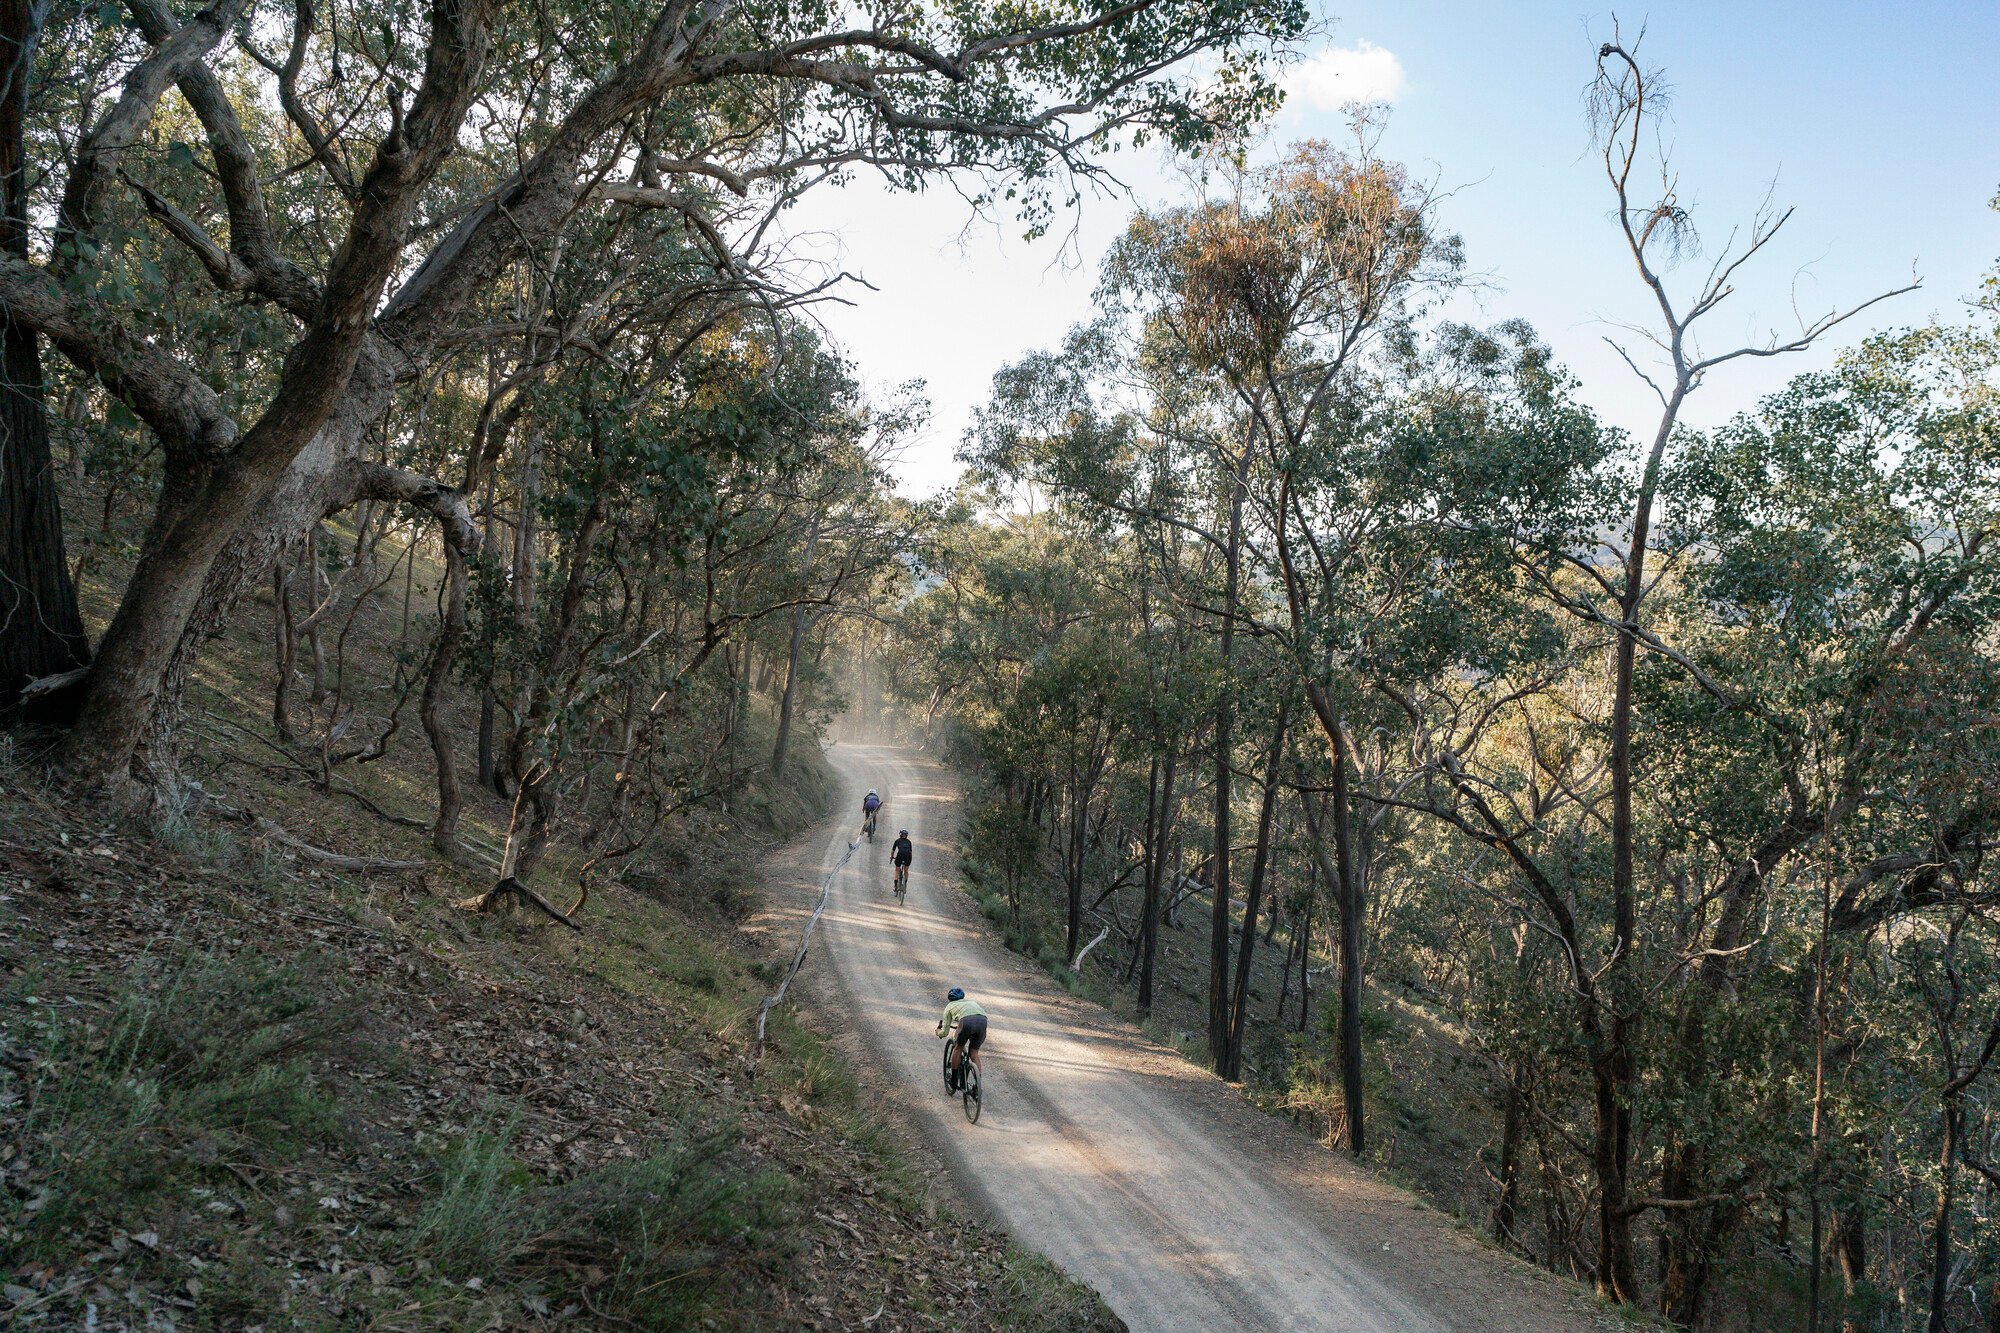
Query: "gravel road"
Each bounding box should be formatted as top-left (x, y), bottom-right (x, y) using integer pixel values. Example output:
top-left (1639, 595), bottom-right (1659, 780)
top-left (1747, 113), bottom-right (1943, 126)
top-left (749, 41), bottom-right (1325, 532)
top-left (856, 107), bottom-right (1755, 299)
top-left (773, 743), bottom-right (1620, 1333)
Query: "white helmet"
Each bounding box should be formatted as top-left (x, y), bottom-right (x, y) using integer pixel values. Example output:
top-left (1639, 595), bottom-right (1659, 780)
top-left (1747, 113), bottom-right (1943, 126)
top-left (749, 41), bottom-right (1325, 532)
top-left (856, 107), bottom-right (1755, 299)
top-left (867, 789), bottom-right (878, 797)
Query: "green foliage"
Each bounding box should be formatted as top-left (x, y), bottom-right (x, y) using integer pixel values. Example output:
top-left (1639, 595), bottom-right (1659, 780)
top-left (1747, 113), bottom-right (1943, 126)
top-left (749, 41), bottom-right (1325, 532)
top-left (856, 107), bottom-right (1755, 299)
top-left (6, 950), bottom-right (345, 1259)
top-left (407, 1113), bottom-right (795, 1327)
top-left (921, 132), bottom-right (2000, 1325)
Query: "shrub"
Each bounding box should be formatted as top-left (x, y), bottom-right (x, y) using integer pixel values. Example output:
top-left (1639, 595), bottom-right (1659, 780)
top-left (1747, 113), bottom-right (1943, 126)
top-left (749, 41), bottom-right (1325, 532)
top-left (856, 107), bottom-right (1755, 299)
top-left (408, 1116), bottom-right (794, 1328)
top-left (7, 949), bottom-right (344, 1257)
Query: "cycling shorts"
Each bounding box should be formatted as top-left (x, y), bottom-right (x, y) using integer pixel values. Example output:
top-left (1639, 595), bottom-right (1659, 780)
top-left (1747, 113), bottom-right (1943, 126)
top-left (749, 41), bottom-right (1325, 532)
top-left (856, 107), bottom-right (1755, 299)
top-left (953, 1014), bottom-right (987, 1053)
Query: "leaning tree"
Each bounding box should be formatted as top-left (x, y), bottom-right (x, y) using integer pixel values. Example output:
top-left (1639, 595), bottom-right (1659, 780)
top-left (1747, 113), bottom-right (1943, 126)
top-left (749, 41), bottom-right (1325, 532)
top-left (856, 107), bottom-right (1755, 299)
top-left (1, 0), bottom-right (1305, 794)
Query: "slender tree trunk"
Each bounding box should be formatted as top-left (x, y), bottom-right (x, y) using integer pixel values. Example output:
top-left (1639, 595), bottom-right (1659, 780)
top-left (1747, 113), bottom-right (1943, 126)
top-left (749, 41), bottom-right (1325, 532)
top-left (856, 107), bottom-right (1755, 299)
top-left (1301, 761), bottom-right (1364, 1155)
top-left (0, 0), bottom-right (88, 719)
top-left (473, 448), bottom-right (499, 791)
top-left (770, 606), bottom-right (811, 777)
top-left (1275, 904), bottom-right (1298, 1026)
top-left (511, 448), bottom-right (542, 602)
top-left (272, 560), bottom-right (298, 742)
top-left (61, 383), bottom-right (86, 480)
top-left (504, 485), bottom-right (606, 878)
top-left (1065, 775), bottom-right (1086, 962)
top-left (421, 544), bottom-right (468, 857)
top-left (1594, 387), bottom-right (1686, 1306)
top-left (1494, 1059), bottom-right (1528, 1250)
top-left (1808, 870), bottom-right (1833, 1333)
top-left (1590, 1052), bottom-right (1638, 1304)
top-left (1296, 893), bottom-right (1314, 1035)
top-left (771, 519), bottom-right (822, 777)
top-left (1331, 766), bottom-right (1364, 1156)
top-left (396, 517), bottom-right (415, 664)
top-left (1277, 855), bottom-right (1315, 1026)
top-left (1128, 756), bottom-right (1160, 986)
top-left (305, 529), bottom-right (330, 702)
top-left (1226, 700), bottom-right (1289, 1080)
top-left (731, 640), bottom-right (754, 786)
top-left (1208, 461), bottom-right (1247, 1073)
top-left (720, 643), bottom-right (740, 748)
top-left (1140, 750), bottom-right (1175, 1017)
top-left (1930, 1099), bottom-right (1961, 1333)
top-left (477, 687), bottom-right (499, 789)
top-left (507, 423), bottom-right (541, 755)
top-left (1836, 1207), bottom-right (1866, 1333)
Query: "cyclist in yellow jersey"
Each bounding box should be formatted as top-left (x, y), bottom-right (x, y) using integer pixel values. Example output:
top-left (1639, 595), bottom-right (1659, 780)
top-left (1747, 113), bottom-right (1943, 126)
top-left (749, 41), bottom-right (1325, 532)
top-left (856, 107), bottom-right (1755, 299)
top-left (936, 987), bottom-right (987, 1091)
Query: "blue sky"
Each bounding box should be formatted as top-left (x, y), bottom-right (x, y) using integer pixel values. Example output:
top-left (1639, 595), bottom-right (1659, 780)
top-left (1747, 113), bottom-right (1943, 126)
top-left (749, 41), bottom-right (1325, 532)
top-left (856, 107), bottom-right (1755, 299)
top-left (787, 4), bottom-right (2000, 494)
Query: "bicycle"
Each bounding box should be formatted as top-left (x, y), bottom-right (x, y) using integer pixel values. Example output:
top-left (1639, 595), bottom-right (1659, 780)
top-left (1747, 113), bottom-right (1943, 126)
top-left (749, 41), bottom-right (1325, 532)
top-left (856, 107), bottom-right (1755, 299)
top-left (893, 861), bottom-right (909, 903)
top-left (941, 1030), bottom-right (982, 1123)
top-left (863, 809), bottom-right (877, 841)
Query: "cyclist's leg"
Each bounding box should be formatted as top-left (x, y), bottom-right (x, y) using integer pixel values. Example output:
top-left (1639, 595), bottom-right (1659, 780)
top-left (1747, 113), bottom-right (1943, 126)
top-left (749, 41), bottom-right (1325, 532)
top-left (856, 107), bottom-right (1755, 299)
top-left (964, 1029), bottom-right (979, 1085)
top-left (961, 1015), bottom-right (987, 1079)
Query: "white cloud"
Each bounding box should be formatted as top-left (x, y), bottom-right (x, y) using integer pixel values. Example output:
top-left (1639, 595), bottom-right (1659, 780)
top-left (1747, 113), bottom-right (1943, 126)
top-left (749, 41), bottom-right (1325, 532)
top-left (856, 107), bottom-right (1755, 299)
top-left (1285, 41), bottom-right (1406, 112)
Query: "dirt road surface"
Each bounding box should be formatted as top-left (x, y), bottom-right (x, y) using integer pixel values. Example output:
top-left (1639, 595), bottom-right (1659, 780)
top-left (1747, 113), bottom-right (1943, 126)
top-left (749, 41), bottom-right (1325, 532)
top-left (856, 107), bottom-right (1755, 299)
top-left (768, 744), bottom-right (1619, 1332)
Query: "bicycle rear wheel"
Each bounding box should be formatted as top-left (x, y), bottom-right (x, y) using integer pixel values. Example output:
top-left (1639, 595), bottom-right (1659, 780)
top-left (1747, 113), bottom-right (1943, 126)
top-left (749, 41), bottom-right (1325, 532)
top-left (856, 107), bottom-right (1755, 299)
top-left (962, 1064), bottom-right (981, 1123)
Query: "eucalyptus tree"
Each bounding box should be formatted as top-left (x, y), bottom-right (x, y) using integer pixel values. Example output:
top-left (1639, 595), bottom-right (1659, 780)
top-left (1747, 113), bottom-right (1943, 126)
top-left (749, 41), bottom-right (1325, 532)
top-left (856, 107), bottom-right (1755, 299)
top-left (1461, 43), bottom-right (1921, 1309)
top-left (469, 320), bottom-right (898, 897)
top-left (1653, 325), bottom-right (2000, 1325)
top-left (1, 0), bottom-right (1308, 794)
top-left (1057, 140), bottom-right (1430, 1099)
top-left (767, 377), bottom-right (918, 779)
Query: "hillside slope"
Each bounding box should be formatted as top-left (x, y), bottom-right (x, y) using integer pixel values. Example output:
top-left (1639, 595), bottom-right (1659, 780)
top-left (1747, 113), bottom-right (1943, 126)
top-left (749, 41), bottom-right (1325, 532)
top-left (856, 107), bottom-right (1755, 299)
top-left (1, 564), bottom-right (1117, 1329)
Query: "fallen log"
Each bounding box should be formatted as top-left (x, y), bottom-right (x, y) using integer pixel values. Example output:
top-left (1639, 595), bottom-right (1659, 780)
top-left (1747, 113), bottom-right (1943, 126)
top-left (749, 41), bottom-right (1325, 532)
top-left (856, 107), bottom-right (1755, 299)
top-left (18, 665), bottom-right (90, 702)
top-left (469, 875), bottom-right (584, 930)
top-left (755, 836), bottom-right (860, 1057)
top-left (213, 803), bottom-right (426, 873)
top-left (1070, 925), bottom-right (1111, 973)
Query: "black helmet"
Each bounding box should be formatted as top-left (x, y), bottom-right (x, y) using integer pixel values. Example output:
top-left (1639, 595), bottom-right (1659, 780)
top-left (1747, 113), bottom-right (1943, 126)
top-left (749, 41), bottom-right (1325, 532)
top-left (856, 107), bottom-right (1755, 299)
top-left (899, 829), bottom-right (909, 838)
top-left (947, 987), bottom-right (965, 1002)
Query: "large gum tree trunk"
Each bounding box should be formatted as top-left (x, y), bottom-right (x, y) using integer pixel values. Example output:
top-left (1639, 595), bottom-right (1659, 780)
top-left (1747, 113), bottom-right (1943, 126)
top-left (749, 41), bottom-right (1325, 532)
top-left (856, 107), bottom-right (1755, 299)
top-left (0, 307), bottom-right (87, 712)
top-left (65, 343), bottom-right (408, 788)
top-left (0, 0), bottom-right (88, 717)
top-left (131, 361), bottom-right (397, 769)
top-left (55, 0), bottom-right (495, 789)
